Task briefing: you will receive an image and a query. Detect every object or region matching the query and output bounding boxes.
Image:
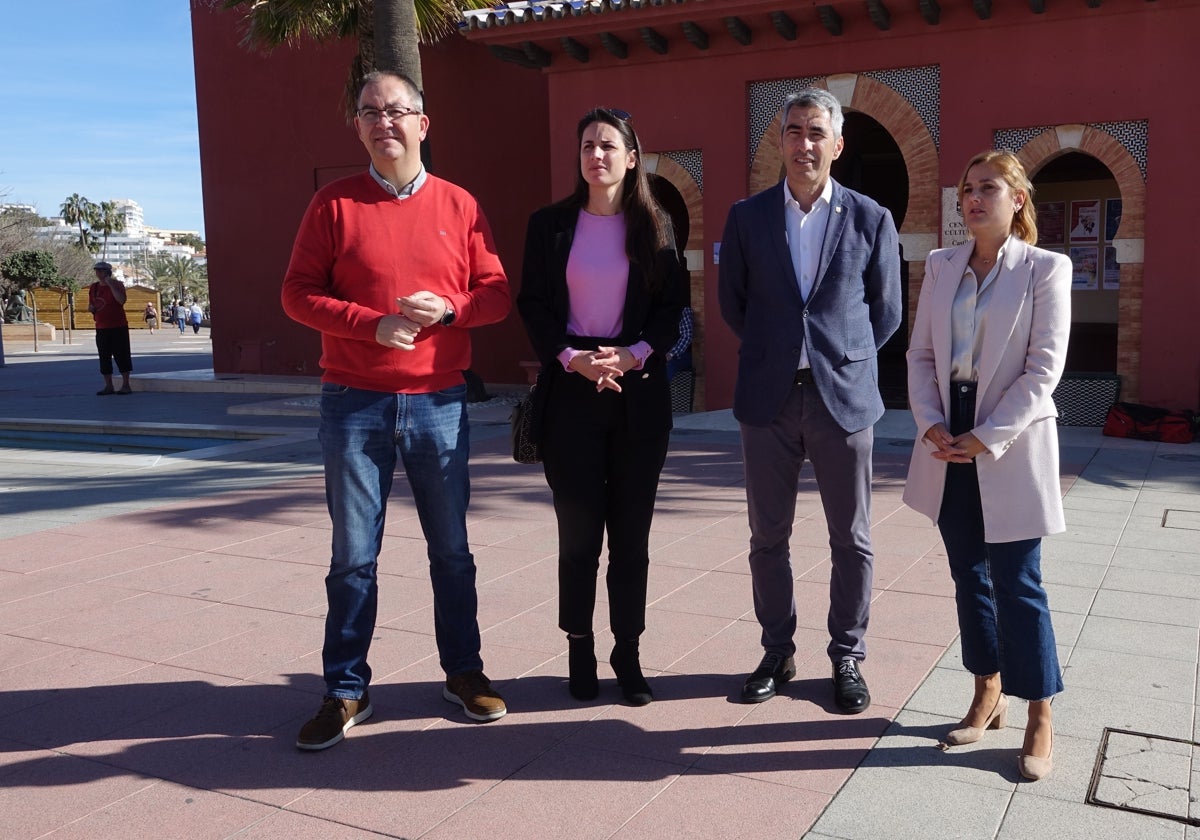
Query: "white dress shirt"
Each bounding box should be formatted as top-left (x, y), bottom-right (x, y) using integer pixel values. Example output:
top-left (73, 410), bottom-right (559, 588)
top-left (784, 178), bottom-right (833, 371)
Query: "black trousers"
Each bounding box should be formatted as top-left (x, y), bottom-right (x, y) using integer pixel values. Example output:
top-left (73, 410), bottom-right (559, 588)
top-left (540, 371), bottom-right (669, 641)
top-left (95, 327), bottom-right (132, 376)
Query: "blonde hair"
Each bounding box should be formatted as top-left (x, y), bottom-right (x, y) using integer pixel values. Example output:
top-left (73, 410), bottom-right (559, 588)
top-left (957, 150), bottom-right (1038, 245)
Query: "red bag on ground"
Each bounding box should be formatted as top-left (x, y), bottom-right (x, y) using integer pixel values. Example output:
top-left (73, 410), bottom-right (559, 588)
top-left (1102, 402), bottom-right (1195, 444)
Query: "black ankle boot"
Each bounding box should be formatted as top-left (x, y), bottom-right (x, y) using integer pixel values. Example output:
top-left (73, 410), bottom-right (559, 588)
top-left (610, 639), bottom-right (653, 706)
top-left (567, 634), bottom-right (599, 700)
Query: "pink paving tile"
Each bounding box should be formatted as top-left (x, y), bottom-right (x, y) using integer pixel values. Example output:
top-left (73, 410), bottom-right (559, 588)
top-left (650, 533), bottom-right (749, 571)
top-left (147, 515), bottom-right (298, 553)
top-left (0, 647), bottom-right (151, 721)
top-left (888, 552), bottom-right (957, 598)
top-left (288, 719), bottom-right (565, 838)
top-left (0, 530), bottom-right (100, 572)
top-left (0, 568), bottom-right (77, 604)
top-left (39, 779), bottom-right (279, 840)
top-left (460, 513), bottom-right (554, 547)
top-left (666, 617), bottom-right (828, 684)
top-left (492, 523), bottom-right (561, 557)
top-left (12, 592), bottom-right (214, 649)
top-left (28, 542), bottom-right (197, 588)
top-left (562, 684), bottom-right (757, 767)
top-left (88, 601), bottom-right (292, 663)
top-left (228, 573), bottom-right (329, 615)
top-left (0, 582), bottom-right (146, 634)
top-left (163, 613), bottom-right (327, 680)
top-left (694, 692), bottom-right (896, 793)
top-left (63, 679), bottom-right (318, 778)
top-left (614, 768), bottom-right (828, 840)
top-left (421, 742), bottom-right (681, 840)
top-left (5, 663), bottom-right (240, 751)
top-left (0, 748), bottom-right (158, 838)
top-left (867, 588), bottom-right (960, 646)
top-left (0, 634), bottom-right (70, 672)
top-left (472, 543), bottom-right (550, 584)
top-left (650, 569), bottom-right (758, 620)
top-left (231, 808), bottom-right (390, 839)
top-left (371, 570), bottom-right (437, 625)
top-left (206, 525), bottom-right (334, 563)
top-left (650, 507), bottom-right (747, 535)
top-left (479, 600), bottom-right (567, 654)
top-left (639, 607), bottom-right (741, 672)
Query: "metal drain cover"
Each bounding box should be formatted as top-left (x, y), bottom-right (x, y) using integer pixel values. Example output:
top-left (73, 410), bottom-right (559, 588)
top-left (1087, 727), bottom-right (1197, 826)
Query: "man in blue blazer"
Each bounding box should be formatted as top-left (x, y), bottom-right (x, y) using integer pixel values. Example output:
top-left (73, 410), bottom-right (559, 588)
top-left (719, 88), bottom-right (902, 713)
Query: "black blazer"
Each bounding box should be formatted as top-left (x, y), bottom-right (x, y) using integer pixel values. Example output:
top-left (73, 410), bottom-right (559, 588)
top-left (518, 202), bottom-right (689, 437)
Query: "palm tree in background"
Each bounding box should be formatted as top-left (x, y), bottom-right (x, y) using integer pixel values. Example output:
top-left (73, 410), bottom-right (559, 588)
top-left (59, 194), bottom-right (99, 254)
top-left (146, 254), bottom-right (208, 305)
top-left (216, 0), bottom-right (491, 113)
top-left (96, 201), bottom-right (127, 260)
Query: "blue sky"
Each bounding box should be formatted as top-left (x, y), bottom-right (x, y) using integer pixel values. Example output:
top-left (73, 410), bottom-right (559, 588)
top-left (0, 2), bottom-right (205, 235)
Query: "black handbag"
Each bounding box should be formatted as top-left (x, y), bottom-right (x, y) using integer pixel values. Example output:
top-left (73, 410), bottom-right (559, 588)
top-left (510, 371), bottom-right (547, 464)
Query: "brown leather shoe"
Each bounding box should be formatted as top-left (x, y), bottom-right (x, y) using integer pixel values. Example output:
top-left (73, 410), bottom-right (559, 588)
top-left (444, 670), bottom-right (507, 721)
top-left (296, 692), bottom-right (373, 751)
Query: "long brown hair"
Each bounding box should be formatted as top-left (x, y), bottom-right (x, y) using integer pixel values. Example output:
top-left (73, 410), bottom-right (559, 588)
top-left (957, 150), bottom-right (1038, 245)
top-left (559, 108), bottom-right (674, 288)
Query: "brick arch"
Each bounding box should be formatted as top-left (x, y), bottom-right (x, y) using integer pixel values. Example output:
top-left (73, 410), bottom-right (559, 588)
top-left (1017, 125), bottom-right (1146, 399)
top-left (644, 152), bottom-right (706, 409)
top-left (748, 74), bottom-right (939, 242)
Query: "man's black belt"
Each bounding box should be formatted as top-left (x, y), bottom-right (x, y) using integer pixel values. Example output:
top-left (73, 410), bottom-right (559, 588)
top-left (793, 368), bottom-right (815, 385)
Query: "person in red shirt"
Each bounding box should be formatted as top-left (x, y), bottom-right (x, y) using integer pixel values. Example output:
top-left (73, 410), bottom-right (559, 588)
top-left (282, 70), bottom-right (511, 750)
top-left (88, 261), bottom-right (132, 395)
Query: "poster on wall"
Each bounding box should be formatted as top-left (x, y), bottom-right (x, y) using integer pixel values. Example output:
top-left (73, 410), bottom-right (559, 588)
top-left (941, 187), bottom-right (968, 247)
top-left (1105, 198), bottom-right (1123, 242)
top-left (1037, 201), bottom-right (1065, 246)
top-left (1104, 246), bottom-right (1120, 289)
top-left (1070, 200), bottom-right (1100, 243)
top-left (1070, 246), bottom-right (1100, 290)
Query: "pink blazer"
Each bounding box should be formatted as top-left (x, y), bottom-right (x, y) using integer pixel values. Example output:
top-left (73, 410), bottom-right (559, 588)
top-left (902, 236), bottom-right (1071, 543)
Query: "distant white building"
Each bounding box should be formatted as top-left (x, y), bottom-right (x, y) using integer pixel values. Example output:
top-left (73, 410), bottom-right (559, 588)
top-left (2, 200), bottom-right (204, 279)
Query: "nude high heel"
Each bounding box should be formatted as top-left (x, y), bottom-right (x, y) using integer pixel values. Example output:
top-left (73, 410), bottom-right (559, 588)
top-left (945, 693), bottom-right (1008, 746)
top-left (1019, 729), bottom-right (1054, 781)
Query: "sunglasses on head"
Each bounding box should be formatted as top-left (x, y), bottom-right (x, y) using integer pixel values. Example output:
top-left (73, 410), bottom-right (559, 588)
top-left (586, 107), bottom-right (632, 122)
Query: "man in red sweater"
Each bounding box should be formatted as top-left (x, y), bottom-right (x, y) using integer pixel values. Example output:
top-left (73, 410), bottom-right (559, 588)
top-left (88, 261), bottom-right (132, 395)
top-left (282, 70), bottom-right (511, 750)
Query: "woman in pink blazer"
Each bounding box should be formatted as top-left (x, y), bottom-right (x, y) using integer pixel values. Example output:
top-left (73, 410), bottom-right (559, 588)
top-left (903, 150), bottom-right (1070, 781)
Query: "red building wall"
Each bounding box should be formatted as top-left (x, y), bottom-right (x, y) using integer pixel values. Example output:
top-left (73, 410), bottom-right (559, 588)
top-left (194, 1), bottom-right (1199, 410)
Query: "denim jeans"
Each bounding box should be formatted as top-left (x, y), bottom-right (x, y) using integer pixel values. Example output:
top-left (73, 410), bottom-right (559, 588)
top-left (938, 461), bottom-right (1063, 701)
top-left (318, 383), bottom-right (482, 699)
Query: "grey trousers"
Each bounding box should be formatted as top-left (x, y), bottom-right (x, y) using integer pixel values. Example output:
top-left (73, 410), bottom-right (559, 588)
top-left (740, 382), bottom-right (875, 662)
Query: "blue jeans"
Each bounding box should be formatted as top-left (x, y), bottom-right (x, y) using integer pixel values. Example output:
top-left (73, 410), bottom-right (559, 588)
top-left (938, 461), bottom-right (1063, 701)
top-left (318, 383), bottom-right (482, 699)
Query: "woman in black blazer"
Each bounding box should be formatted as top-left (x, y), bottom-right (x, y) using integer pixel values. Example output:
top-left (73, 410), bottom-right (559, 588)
top-left (518, 108), bottom-right (688, 705)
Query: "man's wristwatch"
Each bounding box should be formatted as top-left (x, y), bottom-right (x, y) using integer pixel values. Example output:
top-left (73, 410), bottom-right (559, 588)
top-left (439, 307), bottom-right (456, 326)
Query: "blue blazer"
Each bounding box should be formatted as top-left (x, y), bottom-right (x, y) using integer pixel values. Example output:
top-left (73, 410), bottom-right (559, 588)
top-left (718, 180), bottom-right (902, 433)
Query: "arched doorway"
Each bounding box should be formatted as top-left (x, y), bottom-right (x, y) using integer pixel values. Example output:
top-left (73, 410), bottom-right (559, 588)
top-left (1030, 152), bottom-right (1119, 372)
top-left (832, 111), bottom-right (909, 408)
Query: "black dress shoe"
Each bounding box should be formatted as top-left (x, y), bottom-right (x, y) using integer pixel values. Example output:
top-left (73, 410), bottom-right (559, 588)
top-left (741, 651), bottom-right (796, 703)
top-left (833, 658), bottom-right (870, 714)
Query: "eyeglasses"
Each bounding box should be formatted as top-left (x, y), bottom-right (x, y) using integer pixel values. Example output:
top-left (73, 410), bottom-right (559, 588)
top-left (604, 108), bottom-right (632, 122)
top-left (356, 106), bottom-right (422, 124)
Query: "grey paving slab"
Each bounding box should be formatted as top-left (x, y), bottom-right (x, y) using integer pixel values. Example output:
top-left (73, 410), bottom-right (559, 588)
top-left (810, 765), bottom-right (1012, 840)
top-left (1074, 615), bottom-right (1200, 663)
top-left (997, 791), bottom-right (1185, 840)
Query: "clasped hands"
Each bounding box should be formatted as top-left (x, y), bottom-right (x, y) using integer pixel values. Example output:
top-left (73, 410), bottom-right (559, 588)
top-left (569, 346), bottom-right (635, 393)
top-left (374, 291), bottom-right (448, 351)
top-left (924, 422), bottom-right (986, 463)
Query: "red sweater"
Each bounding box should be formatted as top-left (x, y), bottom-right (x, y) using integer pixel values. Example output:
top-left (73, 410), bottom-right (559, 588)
top-left (281, 172), bottom-right (510, 393)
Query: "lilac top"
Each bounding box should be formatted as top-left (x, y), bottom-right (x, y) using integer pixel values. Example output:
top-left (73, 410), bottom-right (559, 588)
top-left (557, 209), bottom-right (652, 370)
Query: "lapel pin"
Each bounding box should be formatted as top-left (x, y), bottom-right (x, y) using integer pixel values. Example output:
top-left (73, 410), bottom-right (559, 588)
top-left (835, 206), bottom-right (843, 214)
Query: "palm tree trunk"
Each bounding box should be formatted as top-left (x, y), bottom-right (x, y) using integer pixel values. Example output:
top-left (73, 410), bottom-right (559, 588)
top-left (374, 0), bottom-right (422, 91)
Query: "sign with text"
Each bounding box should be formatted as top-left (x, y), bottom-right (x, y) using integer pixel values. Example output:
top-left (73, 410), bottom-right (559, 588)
top-left (941, 187), bottom-right (968, 248)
